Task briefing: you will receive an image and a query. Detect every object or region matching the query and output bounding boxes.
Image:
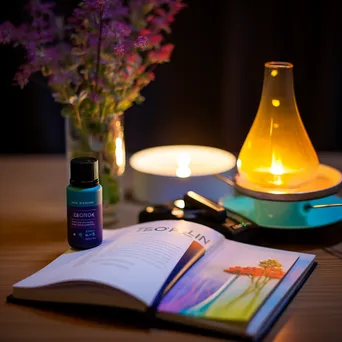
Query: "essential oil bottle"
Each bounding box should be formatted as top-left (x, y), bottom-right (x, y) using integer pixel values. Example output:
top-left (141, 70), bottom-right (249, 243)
top-left (67, 157), bottom-right (103, 249)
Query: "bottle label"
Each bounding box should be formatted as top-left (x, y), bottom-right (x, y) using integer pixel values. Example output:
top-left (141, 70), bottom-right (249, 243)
top-left (67, 204), bottom-right (103, 248)
top-left (67, 185), bottom-right (103, 249)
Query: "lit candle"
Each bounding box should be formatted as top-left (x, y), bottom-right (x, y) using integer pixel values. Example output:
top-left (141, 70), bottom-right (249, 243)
top-left (129, 145), bottom-right (236, 203)
top-left (237, 150), bottom-right (308, 193)
top-left (253, 157), bottom-right (298, 188)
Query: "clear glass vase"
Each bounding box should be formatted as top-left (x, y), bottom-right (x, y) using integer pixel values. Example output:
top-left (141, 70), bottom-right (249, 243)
top-left (66, 113), bottom-right (125, 226)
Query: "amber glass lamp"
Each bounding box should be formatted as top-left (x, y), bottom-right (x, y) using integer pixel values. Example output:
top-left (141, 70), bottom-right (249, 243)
top-left (237, 62), bottom-right (319, 191)
top-left (219, 61), bottom-right (342, 229)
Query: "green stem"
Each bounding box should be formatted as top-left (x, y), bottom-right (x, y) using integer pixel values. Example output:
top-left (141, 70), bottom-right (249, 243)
top-left (100, 101), bottom-right (105, 122)
top-left (74, 105), bottom-right (82, 129)
top-left (225, 276), bottom-right (256, 309)
top-left (242, 278), bottom-right (271, 317)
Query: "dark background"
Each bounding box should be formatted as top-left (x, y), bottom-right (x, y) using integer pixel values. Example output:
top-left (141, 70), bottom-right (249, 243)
top-left (1, 0), bottom-right (341, 155)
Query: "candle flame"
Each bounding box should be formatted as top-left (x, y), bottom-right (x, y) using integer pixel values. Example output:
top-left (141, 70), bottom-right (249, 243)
top-left (176, 152), bottom-right (191, 178)
top-left (270, 157), bottom-right (284, 175)
top-left (270, 154), bottom-right (284, 185)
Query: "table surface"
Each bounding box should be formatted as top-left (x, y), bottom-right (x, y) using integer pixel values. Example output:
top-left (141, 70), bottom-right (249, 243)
top-left (0, 153), bottom-right (342, 342)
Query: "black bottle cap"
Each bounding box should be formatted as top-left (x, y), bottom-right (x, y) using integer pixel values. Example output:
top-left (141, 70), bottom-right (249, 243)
top-left (70, 157), bottom-right (99, 188)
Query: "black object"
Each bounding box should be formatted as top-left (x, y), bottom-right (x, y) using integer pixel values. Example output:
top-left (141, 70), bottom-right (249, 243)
top-left (183, 191), bottom-right (227, 222)
top-left (70, 157), bottom-right (99, 188)
top-left (138, 191), bottom-right (259, 242)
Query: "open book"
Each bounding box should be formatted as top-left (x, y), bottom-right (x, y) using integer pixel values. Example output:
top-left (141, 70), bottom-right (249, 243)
top-left (9, 220), bottom-right (316, 340)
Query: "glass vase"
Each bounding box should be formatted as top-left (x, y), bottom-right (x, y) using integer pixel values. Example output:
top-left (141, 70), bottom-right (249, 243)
top-left (66, 113), bottom-right (125, 226)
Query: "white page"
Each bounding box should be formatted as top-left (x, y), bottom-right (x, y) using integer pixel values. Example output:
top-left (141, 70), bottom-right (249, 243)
top-left (14, 220), bottom-right (224, 307)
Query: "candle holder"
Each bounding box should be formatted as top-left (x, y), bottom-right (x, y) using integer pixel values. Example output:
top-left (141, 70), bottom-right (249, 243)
top-left (129, 145), bottom-right (236, 204)
top-left (219, 62), bottom-right (342, 229)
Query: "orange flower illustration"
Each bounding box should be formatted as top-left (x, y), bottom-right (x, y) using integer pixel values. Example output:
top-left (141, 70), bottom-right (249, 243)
top-left (224, 265), bottom-right (285, 279)
top-left (224, 258), bottom-right (285, 279)
top-left (222, 259), bottom-right (285, 313)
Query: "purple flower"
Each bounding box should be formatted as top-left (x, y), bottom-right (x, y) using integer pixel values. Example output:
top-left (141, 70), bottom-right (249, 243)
top-left (95, 0), bottom-right (106, 8)
top-left (49, 70), bottom-right (80, 87)
top-left (30, 27), bottom-right (56, 44)
top-left (49, 74), bottom-right (67, 86)
top-left (84, 0), bottom-right (128, 17)
top-left (31, 17), bottom-right (47, 29)
top-left (85, 0), bottom-right (107, 11)
top-left (13, 64), bottom-right (39, 88)
top-left (14, 71), bottom-right (30, 88)
top-left (102, 0), bottom-right (129, 18)
top-left (24, 42), bottom-right (38, 60)
top-left (71, 7), bottom-right (87, 20)
top-left (113, 43), bottom-right (125, 55)
top-left (134, 36), bottom-right (148, 48)
top-left (88, 34), bottom-right (100, 47)
top-left (103, 21), bottom-right (131, 39)
top-left (0, 0), bottom-right (185, 116)
top-left (0, 21), bottom-right (16, 44)
top-left (88, 92), bottom-right (101, 102)
top-left (41, 46), bottom-right (62, 64)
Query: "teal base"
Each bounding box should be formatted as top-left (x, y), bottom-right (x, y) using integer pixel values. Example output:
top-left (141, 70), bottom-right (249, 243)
top-left (220, 193), bottom-right (342, 229)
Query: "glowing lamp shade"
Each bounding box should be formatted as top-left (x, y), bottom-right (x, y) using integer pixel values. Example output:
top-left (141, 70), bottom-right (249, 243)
top-left (237, 62), bottom-right (319, 190)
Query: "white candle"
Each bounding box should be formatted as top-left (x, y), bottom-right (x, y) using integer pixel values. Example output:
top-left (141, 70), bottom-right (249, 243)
top-left (129, 145), bottom-right (236, 204)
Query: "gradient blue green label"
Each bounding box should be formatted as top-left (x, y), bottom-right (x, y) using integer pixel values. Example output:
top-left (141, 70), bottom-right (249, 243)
top-left (67, 184), bottom-right (103, 249)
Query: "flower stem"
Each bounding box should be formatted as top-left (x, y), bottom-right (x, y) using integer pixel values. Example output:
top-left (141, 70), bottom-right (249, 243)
top-left (75, 105), bottom-right (82, 129)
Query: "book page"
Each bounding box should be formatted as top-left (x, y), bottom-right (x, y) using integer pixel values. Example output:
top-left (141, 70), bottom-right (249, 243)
top-left (158, 239), bottom-right (299, 322)
top-left (246, 252), bottom-right (315, 336)
top-left (14, 220), bottom-right (224, 307)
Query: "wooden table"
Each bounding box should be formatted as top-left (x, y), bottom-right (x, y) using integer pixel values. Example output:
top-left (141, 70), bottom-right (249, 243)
top-left (0, 153), bottom-right (341, 341)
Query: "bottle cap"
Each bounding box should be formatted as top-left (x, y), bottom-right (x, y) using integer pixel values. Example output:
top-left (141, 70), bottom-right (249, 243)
top-left (70, 157), bottom-right (99, 188)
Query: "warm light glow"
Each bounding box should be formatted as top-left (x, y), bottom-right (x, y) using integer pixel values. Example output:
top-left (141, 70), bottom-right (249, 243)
top-left (237, 61), bottom-right (319, 190)
top-left (269, 155), bottom-right (285, 185)
top-left (174, 199), bottom-right (185, 209)
top-left (129, 145), bottom-right (236, 177)
top-left (171, 208), bottom-right (184, 218)
top-left (176, 152), bottom-right (191, 178)
top-left (115, 137), bottom-right (125, 176)
top-left (270, 156), bottom-right (284, 176)
top-left (272, 99), bottom-right (280, 107)
top-left (115, 138), bottom-right (124, 166)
